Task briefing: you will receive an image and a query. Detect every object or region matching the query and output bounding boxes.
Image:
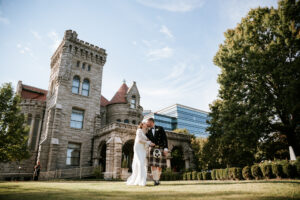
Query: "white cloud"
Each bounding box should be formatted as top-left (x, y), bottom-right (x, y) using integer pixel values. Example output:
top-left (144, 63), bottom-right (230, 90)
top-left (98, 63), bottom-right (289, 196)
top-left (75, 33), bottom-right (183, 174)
top-left (160, 25), bottom-right (174, 39)
top-left (0, 11), bottom-right (9, 24)
top-left (16, 43), bottom-right (36, 59)
top-left (48, 31), bottom-right (61, 52)
top-left (137, 0), bottom-right (205, 12)
top-left (147, 46), bottom-right (173, 61)
top-left (31, 30), bottom-right (42, 40)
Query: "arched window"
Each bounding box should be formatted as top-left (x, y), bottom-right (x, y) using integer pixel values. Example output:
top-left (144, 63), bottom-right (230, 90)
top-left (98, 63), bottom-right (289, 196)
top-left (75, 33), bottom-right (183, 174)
top-left (82, 79), bottom-right (90, 96)
top-left (130, 95), bottom-right (136, 109)
top-left (82, 63), bottom-right (85, 69)
top-left (69, 45), bottom-right (72, 53)
top-left (88, 65), bottom-right (91, 71)
top-left (72, 76), bottom-right (80, 94)
top-left (117, 119), bottom-right (121, 122)
top-left (132, 120), bottom-right (136, 125)
top-left (124, 119), bottom-right (129, 124)
top-left (76, 61), bottom-right (80, 67)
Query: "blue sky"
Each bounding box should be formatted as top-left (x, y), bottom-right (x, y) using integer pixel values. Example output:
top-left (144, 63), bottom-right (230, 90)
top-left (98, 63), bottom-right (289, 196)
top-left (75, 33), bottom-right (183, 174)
top-left (0, 0), bottom-right (277, 112)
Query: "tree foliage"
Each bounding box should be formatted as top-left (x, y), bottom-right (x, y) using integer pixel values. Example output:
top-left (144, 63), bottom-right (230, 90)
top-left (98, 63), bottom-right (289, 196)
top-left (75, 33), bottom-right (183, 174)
top-left (203, 0), bottom-right (300, 168)
top-left (0, 83), bottom-right (30, 162)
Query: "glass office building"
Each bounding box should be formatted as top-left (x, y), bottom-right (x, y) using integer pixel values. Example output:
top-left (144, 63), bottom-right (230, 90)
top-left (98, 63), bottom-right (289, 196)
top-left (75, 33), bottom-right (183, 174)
top-left (144, 104), bottom-right (210, 138)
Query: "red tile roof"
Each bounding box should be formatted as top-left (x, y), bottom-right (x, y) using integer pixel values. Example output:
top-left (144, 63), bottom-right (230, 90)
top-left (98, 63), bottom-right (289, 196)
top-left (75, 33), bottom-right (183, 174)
top-left (21, 84), bottom-right (48, 101)
top-left (100, 95), bottom-right (109, 107)
top-left (108, 83), bottom-right (128, 105)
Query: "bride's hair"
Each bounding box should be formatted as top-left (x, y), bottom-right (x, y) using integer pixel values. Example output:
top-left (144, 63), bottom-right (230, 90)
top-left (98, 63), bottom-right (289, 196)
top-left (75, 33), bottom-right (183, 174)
top-left (138, 122), bottom-right (144, 129)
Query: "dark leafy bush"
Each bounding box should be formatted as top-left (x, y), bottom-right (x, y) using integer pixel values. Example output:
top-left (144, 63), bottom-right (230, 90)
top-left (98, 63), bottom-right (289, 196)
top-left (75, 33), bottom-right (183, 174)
top-left (260, 164), bottom-right (273, 179)
top-left (197, 172), bottom-right (203, 180)
top-left (282, 163), bottom-right (297, 178)
top-left (192, 171), bottom-right (197, 180)
top-left (251, 165), bottom-right (262, 180)
top-left (93, 166), bottom-right (103, 179)
top-left (183, 172), bottom-right (187, 180)
top-left (242, 166), bottom-right (252, 180)
top-left (272, 163), bottom-right (283, 178)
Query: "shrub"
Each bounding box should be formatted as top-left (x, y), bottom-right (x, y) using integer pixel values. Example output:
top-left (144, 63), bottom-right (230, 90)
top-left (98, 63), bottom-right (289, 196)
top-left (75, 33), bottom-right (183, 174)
top-left (228, 168), bottom-right (235, 180)
top-left (251, 165), bottom-right (262, 180)
top-left (186, 172), bottom-right (192, 180)
top-left (272, 163), bottom-right (283, 178)
top-left (183, 172), bottom-right (187, 180)
top-left (242, 166), bottom-right (252, 180)
top-left (217, 169), bottom-right (223, 180)
top-left (295, 157), bottom-right (300, 178)
top-left (192, 171), bottom-right (197, 180)
top-left (211, 169), bottom-right (217, 180)
top-left (223, 168), bottom-right (229, 180)
top-left (232, 167), bottom-right (242, 180)
top-left (282, 163), bottom-right (296, 178)
top-left (202, 171), bottom-right (211, 180)
top-left (260, 164), bottom-right (273, 179)
top-left (197, 172), bottom-right (203, 180)
top-left (93, 166), bottom-right (103, 179)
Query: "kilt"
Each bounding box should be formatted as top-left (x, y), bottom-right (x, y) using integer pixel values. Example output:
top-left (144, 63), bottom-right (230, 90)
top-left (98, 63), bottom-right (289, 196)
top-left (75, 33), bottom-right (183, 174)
top-left (148, 146), bottom-right (166, 168)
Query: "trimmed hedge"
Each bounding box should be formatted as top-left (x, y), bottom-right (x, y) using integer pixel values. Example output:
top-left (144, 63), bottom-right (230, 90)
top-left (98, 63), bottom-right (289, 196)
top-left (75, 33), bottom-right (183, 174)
top-left (202, 171), bottom-right (211, 180)
top-left (282, 163), bottom-right (296, 178)
top-left (192, 171), bottom-right (197, 180)
top-left (242, 166), bottom-right (252, 180)
top-left (260, 164), bottom-right (273, 179)
top-left (161, 171), bottom-right (182, 181)
top-left (211, 169), bottom-right (217, 180)
top-left (272, 163), bottom-right (283, 178)
top-left (186, 172), bottom-right (192, 180)
top-left (197, 172), bottom-right (203, 180)
top-left (251, 165), bottom-right (263, 180)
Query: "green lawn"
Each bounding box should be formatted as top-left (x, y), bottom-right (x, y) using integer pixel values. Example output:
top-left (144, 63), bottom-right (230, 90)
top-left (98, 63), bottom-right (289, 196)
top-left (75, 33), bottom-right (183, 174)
top-left (0, 180), bottom-right (299, 200)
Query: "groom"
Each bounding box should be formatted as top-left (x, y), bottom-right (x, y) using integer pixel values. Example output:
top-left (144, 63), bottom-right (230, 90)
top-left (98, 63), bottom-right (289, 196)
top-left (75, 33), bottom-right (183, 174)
top-left (146, 118), bottom-right (168, 186)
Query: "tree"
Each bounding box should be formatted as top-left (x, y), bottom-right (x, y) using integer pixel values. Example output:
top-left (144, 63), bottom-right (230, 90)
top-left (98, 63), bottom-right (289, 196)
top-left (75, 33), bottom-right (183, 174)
top-left (204, 0), bottom-right (300, 167)
top-left (0, 83), bottom-right (30, 162)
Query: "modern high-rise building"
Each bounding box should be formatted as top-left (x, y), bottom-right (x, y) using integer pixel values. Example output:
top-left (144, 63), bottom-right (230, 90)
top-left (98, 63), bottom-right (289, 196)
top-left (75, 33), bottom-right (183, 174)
top-left (144, 104), bottom-right (210, 138)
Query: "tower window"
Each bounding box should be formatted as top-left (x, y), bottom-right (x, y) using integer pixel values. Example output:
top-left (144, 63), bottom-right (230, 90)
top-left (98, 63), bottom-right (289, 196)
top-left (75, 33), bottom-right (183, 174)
top-left (72, 76), bottom-right (80, 94)
top-left (124, 119), bottom-right (129, 124)
top-left (117, 119), bottom-right (121, 122)
top-left (88, 65), bottom-right (91, 71)
top-left (82, 79), bottom-right (90, 96)
top-left (82, 63), bottom-right (85, 69)
top-left (130, 95), bottom-right (136, 109)
top-left (70, 108), bottom-right (84, 129)
top-left (132, 120), bottom-right (136, 125)
top-left (76, 61), bottom-right (80, 67)
top-left (66, 143), bottom-right (81, 166)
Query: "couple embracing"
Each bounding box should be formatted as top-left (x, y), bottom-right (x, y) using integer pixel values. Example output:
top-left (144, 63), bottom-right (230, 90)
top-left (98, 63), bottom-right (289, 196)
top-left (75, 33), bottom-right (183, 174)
top-left (126, 118), bottom-right (168, 186)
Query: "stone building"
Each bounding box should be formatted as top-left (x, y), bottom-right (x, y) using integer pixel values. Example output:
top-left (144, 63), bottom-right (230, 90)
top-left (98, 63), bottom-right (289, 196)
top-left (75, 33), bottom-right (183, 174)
top-left (0, 30), bottom-right (193, 180)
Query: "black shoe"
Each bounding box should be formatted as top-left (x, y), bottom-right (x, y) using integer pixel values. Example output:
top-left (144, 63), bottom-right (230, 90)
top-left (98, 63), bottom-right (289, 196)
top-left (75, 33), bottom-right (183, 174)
top-left (154, 181), bottom-right (158, 186)
top-left (157, 180), bottom-right (160, 185)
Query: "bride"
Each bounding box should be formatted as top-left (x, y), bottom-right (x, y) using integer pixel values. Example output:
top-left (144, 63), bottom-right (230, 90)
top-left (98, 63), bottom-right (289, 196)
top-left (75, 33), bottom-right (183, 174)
top-left (126, 120), bottom-right (155, 186)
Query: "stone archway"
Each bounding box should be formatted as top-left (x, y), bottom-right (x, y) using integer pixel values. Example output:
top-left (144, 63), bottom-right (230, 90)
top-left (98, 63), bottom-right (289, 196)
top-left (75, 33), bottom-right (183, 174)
top-left (98, 142), bottom-right (106, 172)
top-left (171, 146), bottom-right (185, 172)
top-left (122, 140), bottom-right (134, 172)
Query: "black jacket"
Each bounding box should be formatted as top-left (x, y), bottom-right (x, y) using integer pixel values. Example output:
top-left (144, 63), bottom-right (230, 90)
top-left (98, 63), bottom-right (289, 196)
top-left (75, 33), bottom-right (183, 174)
top-left (146, 125), bottom-right (168, 149)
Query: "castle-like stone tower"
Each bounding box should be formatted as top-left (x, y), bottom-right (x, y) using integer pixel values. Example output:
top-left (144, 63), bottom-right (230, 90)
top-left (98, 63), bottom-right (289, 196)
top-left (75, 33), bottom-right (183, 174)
top-left (38, 30), bottom-right (107, 171)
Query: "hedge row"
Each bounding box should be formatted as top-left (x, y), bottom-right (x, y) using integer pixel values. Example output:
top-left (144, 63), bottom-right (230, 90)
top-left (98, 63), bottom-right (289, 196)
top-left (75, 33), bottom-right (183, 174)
top-left (181, 158), bottom-right (300, 181)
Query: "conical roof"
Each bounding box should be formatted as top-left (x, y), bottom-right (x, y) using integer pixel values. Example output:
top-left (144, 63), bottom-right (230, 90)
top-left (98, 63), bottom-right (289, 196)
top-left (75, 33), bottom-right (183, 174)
top-left (108, 83), bottom-right (129, 105)
top-left (100, 95), bottom-right (109, 107)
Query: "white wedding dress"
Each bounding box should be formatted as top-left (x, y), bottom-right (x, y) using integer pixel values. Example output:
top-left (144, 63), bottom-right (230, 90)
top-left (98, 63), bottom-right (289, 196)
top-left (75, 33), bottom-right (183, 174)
top-left (126, 128), bottom-right (151, 186)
